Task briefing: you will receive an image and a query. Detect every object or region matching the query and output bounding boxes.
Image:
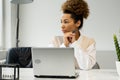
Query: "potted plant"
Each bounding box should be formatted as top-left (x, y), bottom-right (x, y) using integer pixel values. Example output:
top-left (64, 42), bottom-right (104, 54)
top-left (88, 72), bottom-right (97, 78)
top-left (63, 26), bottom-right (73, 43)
top-left (113, 34), bottom-right (120, 76)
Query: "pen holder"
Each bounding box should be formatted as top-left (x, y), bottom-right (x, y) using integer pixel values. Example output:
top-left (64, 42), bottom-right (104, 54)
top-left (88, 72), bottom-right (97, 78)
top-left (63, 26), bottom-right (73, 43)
top-left (0, 64), bottom-right (19, 80)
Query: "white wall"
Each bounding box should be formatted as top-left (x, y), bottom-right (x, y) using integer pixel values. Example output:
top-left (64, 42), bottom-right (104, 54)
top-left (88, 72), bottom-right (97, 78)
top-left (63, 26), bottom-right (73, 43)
top-left (3, 0), bottom-right (12, 49)
top-left (84, 0), bottom-right (120, 50)
top-left (14, 0), bottom-right (66, 47)
top-left (0, 0), bottom-right (3, 48)
top-left (12, 0), bottom-right (120, 50)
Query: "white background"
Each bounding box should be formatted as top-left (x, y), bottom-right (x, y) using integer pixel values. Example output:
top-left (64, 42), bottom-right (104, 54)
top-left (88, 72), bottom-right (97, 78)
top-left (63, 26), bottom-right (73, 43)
top-left (0, 0), bottom-right (2, 48)
top-left (11, 0), bottom-right (120, 50)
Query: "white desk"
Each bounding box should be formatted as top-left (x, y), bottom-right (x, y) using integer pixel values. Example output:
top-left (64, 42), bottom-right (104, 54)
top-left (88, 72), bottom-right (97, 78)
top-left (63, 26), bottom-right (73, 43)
top-left (20, 68), bottom-right (120, 80)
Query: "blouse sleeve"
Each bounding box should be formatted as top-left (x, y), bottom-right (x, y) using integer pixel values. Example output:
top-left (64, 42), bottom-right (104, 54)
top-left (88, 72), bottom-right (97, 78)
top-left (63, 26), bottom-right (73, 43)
top-left (70, 41), bottom-right (96, 70)
top-left (48, 36), bottom-right (96, 70)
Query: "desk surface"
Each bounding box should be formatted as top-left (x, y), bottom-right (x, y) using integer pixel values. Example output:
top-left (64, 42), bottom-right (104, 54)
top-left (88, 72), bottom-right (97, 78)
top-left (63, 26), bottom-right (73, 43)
top-left (20, 68), bottom-right (120, 80)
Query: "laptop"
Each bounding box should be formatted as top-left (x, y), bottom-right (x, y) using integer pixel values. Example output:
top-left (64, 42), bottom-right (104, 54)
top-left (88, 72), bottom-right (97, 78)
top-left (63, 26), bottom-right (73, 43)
top-left (32, 47), bottom-right (79, 78)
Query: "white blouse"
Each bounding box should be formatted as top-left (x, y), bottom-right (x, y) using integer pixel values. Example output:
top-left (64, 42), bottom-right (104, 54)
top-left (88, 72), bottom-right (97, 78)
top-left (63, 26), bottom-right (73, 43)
top-left (49, 35), bottom-right (96, 70)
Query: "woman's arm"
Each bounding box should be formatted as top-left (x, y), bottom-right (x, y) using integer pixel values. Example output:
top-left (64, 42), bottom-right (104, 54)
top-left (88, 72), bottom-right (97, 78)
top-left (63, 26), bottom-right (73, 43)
top-left (71, 40), bottom-right (96, 70)
top-left (48, 36), bottom-right (96, 70)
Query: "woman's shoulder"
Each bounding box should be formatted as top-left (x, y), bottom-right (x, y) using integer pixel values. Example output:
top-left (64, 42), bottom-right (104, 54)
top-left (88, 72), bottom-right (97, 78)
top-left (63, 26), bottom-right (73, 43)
top-left (53, 36), bottom-right (63, 39)
top-left (81, 35), bottom-right (95, 45)
top-left (52, 36), bottom-right (63, 42)
top-left (51, 36), bottom-right (63, 47)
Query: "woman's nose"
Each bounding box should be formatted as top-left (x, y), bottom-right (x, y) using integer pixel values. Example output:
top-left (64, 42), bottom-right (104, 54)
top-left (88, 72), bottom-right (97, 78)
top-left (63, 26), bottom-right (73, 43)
top-left (61, 25), bottom-right (65, 29)
top-left (61, 23), bottom-right (65, 29)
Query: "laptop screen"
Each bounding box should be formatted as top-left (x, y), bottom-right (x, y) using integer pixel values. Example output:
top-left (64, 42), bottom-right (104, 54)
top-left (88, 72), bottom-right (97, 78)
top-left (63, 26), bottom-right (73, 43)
top-left (32, 47), bottom-right (77, 78)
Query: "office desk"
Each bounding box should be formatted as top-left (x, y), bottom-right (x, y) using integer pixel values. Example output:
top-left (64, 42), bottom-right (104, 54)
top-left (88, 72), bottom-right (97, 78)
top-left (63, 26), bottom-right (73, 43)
top-left (20, 68), bottom-right (120, 80)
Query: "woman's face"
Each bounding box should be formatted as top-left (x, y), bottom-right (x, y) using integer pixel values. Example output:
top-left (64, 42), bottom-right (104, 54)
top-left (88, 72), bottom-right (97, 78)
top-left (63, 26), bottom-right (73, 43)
top-left (61, 13), bottom-right (80, 34)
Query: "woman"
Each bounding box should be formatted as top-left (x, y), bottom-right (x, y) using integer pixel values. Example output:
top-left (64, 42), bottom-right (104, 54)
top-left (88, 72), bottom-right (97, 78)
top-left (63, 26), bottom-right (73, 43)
top-left (49, 0), bottom-right (96, 70)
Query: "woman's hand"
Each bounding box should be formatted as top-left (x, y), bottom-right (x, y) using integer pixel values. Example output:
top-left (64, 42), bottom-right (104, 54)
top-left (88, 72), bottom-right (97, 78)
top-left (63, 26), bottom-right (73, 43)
top-left (63, 32), bottom-right (76, 47)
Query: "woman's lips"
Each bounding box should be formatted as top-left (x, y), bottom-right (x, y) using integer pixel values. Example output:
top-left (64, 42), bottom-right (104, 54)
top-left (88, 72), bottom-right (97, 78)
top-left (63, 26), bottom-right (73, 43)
top-left (62, 30), bottom-right (67, 33)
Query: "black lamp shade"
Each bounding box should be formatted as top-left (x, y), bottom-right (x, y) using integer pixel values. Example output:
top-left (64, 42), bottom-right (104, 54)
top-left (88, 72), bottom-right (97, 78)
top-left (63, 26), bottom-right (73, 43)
top-left (10, 0), bottom-right (33, 4)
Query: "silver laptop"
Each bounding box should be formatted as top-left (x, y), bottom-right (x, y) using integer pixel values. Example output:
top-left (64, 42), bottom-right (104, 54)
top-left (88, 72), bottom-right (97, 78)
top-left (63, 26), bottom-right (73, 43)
top-left (32, 47), bottom-right (79, 78)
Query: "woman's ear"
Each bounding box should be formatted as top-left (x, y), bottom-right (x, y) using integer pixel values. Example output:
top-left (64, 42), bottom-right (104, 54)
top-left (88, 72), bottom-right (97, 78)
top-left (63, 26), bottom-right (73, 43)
top-left (76, 20), bottom-right (81, 28)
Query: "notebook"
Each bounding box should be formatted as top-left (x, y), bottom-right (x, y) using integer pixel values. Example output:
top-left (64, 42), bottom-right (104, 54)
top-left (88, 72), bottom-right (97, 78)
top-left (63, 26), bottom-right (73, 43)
top-left (32, 47), bottom-right (79, 78)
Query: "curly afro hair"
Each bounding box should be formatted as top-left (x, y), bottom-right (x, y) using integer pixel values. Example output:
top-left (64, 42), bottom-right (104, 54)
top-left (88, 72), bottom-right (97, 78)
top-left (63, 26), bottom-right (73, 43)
top-left (61, 0), bottom-right (89, 29)
top-left (61, 0), bottom-right (89, 19)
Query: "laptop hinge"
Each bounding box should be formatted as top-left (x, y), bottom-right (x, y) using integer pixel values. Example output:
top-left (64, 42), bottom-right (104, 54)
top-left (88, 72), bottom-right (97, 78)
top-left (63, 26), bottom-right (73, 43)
top-left (34, 75), bottom-right (78, 79)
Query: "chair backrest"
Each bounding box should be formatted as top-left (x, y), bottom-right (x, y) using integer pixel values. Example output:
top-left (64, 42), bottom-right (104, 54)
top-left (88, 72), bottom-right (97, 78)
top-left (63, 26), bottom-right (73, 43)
top-left (6, 47), bottom-right (32, 68)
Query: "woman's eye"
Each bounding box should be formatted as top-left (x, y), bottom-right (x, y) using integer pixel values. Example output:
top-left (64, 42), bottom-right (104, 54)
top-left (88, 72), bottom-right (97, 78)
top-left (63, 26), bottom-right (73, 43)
top-left (64, 21), bottom-right (69, 23)
top-left (61, 20), bottom-right (69, 24)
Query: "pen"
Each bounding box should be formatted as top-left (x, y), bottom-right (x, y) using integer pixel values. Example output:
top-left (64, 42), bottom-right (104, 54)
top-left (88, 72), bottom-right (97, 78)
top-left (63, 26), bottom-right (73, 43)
top-left (72, 30), bottom-right (77, 33)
